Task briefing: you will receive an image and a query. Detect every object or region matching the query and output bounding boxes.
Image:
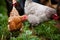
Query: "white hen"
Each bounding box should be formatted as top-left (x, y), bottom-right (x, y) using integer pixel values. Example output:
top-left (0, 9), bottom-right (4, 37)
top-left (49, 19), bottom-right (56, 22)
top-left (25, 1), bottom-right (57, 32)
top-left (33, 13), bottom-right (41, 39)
top-left (24, 0), bottom-right (56, 26)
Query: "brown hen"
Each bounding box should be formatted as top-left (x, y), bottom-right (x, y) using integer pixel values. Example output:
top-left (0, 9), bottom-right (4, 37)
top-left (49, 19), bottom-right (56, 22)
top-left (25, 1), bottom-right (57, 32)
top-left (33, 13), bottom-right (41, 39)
top-left (8, 0), bottom-right (27, 32)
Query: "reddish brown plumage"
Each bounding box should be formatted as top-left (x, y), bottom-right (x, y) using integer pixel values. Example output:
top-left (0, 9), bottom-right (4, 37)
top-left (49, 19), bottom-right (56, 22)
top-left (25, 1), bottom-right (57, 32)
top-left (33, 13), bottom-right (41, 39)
top-left (8, 6), bottom-right (28, 31)
top-left (8, 16), bottom-right (23, 31)
top-left (8, 0), bottom-right (27, 31)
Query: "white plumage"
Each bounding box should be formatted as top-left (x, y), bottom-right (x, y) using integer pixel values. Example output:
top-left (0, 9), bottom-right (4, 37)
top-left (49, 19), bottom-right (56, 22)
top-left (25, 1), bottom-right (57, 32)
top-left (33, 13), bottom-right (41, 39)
top-left (24, 0), bottom-right (56, 26)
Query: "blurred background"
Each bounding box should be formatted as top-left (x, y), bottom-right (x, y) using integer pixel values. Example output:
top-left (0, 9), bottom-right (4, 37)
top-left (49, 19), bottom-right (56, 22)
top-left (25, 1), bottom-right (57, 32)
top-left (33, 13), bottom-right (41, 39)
top-left (0, 0), bottom-right (60, 40)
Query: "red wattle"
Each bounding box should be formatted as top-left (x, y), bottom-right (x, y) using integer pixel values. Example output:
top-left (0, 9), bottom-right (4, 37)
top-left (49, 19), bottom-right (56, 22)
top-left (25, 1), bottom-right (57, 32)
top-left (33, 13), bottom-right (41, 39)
top-left (52, 14), bottom-right (59, 20)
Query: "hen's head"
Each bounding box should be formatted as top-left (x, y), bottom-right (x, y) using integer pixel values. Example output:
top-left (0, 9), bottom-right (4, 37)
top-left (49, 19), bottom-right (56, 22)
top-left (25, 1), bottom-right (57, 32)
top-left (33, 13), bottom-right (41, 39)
top-left (21, 15), bottom-right (28, 22)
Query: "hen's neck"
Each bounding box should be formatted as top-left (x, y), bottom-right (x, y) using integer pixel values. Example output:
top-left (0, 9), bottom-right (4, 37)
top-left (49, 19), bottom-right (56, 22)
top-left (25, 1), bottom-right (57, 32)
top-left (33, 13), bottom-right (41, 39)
top-left (10, 6), bottom-right (20, 16)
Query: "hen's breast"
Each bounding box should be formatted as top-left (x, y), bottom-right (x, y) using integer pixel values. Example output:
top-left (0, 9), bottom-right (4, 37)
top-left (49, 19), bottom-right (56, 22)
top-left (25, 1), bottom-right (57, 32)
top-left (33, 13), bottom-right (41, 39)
top-left (8, 16), bottom-right (23, 31)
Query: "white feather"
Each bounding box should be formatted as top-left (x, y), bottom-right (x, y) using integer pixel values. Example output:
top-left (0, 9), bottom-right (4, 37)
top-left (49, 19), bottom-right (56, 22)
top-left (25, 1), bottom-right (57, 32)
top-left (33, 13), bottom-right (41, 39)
top-left (25, 0), bottom-right (56, 26)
